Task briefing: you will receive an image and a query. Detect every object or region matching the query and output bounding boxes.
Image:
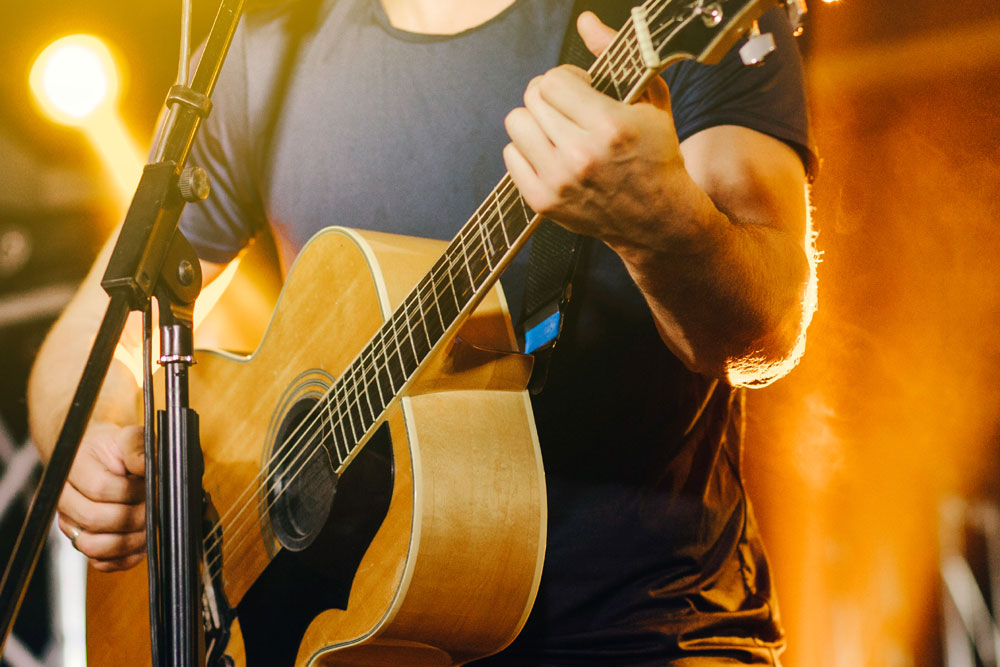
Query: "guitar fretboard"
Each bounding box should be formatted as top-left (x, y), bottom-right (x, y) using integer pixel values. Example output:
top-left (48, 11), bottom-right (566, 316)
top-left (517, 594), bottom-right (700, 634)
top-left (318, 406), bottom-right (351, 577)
top-left (313, 2), bottom-right (689, 469)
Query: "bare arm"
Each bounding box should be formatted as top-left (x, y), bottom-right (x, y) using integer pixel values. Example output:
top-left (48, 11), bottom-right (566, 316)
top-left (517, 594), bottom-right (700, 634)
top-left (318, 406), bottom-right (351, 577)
top-left (503, 12), bottom-right (811, 384)
top-left (27, 231), bottom-right (226, 570)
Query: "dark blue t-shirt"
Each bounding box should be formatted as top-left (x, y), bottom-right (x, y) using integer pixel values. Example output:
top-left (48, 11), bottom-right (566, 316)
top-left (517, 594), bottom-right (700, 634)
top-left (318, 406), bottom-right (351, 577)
top-left (180, 0), bottom-right (814, 663)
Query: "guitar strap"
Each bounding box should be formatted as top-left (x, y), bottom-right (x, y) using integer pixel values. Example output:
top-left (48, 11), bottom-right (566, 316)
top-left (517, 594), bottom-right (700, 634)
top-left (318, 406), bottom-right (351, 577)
top-left (518, 0), bottom-right (637, 393)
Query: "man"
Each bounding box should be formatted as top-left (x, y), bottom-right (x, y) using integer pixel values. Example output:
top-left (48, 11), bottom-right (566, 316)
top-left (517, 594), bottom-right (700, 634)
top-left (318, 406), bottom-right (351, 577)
top-left (28, 0), bottom-right (816, 663)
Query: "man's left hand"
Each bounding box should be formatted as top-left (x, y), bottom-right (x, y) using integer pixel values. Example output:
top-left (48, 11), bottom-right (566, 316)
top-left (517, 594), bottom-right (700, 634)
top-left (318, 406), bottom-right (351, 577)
top-left (502, 12), bottom-right (698, 255)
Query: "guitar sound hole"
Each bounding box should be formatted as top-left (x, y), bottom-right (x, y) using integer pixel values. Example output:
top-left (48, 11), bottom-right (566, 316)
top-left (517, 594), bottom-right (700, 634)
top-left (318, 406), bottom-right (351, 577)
top-left (267, 397), bottom-right (338, 551)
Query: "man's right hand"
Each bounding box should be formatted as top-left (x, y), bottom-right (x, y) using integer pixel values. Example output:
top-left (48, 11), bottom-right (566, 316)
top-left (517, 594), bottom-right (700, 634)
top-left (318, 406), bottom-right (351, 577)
top-left (55, 421), bottom-right (147, 571)
top-left (28, 237), bottom-right (230, 573)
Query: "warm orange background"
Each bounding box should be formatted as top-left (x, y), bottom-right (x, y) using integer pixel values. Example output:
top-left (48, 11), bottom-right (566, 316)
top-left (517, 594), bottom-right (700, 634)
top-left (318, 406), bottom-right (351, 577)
top-left (746, 2), bottom-right (1000, 664)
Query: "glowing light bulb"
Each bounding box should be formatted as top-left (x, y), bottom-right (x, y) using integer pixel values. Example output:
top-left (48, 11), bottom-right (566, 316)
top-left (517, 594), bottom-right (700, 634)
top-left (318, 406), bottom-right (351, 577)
top-left (30, 35), bottom-right (118, 126)
top-left (29, 34), bottom-right (142, 207)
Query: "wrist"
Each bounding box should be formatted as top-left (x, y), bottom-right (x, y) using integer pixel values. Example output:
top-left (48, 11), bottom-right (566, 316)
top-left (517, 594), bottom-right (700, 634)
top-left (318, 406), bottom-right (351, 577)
top-left (606, 182), bottom-right (731, 272)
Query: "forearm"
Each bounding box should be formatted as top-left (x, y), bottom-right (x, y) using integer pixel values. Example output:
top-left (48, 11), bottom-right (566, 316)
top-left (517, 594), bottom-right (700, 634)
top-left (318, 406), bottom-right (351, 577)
top-left (610, 178), bottom-right (810, 383)
top-left (27, 243), bottom-right (142, 458)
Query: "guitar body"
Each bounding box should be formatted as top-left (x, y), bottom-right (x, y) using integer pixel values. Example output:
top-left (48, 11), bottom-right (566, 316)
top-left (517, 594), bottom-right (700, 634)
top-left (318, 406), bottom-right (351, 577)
top-left (85, 227), bottom-right (546, 666)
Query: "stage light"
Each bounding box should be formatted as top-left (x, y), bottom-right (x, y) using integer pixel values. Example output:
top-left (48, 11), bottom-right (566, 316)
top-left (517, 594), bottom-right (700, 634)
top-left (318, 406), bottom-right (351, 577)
top-left (29, 34), bottom-right (143, 208)
top-left (30, 35), bottom-right (118, 127)
top-left (28, 35), bottom-right (267, 353)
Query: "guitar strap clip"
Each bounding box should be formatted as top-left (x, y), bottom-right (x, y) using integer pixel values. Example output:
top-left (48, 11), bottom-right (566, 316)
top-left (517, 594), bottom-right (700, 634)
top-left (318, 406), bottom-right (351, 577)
top-left (517, 0), bottom-right (628, 393)
top-left (517, 218), bottom-right (588, 394)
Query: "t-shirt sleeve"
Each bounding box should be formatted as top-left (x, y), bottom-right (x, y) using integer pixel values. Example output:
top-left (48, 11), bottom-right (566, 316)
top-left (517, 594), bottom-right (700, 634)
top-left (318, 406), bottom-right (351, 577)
top-left (663, 7), bottom-right (818, 180)
top-left (176, 24), bottom-right (266, 264)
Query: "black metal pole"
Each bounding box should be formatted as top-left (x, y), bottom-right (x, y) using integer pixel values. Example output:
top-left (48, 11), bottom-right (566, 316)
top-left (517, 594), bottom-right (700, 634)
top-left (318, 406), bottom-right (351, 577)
top-left (157, 293), bottom-right (204, 667)
top-left (0, 295), bottom-right (131, 643)
top-left (0, 0), bottom-right (245, 657)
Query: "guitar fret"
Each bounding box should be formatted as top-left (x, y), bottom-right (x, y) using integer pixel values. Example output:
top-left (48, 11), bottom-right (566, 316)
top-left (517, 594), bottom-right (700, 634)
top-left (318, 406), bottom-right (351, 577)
top-left (422, 273), bottom-right (448, 337)
top-left (398, 307), bottom-right (422, 366)
top-left (416, 276), bottom-right (445, 346)
top-left (514, 191), bottom-right (532, 239)
top-left (385, 315), bottom-right (409, 383)
top-left (394, 312), bottom-right (419, 377)
top-left (469, 227), bottom-right (490, 290)
top-left (379, 332), bottom-right (403, 400)
top-left (609, 66), bottom-right (623, 98)
top-left (339, 371), bottom-right (361, 447)
top-left (445, 257), bottom-right (462, 312)
top-left (331, 395), bottom-right (353, 457)
top-left (322, 398), bottom-right (348, 464)
top-left (488, 198), bottom-right (511, 253)
top-left (354, 363), bottom-right (375, 427)
top-left (377, 357), bottom-right (395, 406)
top-left (348, 380), bottom-right (367, 446)
top-left (449, 251), bottom-right (473, 306)
top-left (477, 214), bottom-right (496, 270)
top-left (367, 338), bottom-right (390, 407)
top-left (457, 229), bottom-right (477, 290)
top-left (492, 188), bottom-right (512, 249)
top-left (411, 293), bottom-right (434, 352)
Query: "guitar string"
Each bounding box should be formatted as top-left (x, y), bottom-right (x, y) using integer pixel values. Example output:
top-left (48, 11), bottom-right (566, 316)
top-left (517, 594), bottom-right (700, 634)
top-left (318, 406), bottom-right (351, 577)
top-left (201, 19), bottom-right (652, 573)
top-left (202, 13), bottom-right (664, 572)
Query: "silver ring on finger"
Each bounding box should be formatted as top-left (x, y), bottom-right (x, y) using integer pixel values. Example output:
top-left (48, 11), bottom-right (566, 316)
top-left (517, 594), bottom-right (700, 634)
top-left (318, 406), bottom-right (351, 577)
top-left (68, 525), bottom-right (82, 550)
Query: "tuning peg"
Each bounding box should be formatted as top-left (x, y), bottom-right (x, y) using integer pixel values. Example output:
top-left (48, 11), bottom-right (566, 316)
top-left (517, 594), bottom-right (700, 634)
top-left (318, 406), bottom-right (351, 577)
top-left (739, 20), bottom-right (776, 66)
top-left (787, 0), bottom-right (808, 37)
top-left (178, 165), bottom-right (211, 202)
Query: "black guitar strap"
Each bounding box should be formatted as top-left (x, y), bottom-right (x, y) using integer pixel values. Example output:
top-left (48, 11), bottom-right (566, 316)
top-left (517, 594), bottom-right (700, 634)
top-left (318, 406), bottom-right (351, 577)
top-left (518, 0), bottom-right (636, 393)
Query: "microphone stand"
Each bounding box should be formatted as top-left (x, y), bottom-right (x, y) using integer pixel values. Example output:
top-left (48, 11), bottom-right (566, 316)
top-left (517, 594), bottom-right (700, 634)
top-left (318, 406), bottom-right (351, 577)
top-left (0, 1), bottom-right (245, 665)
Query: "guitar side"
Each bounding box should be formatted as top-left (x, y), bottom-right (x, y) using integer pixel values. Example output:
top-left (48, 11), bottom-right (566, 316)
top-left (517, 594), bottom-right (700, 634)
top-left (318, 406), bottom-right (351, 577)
top-left (85, 226), bottom-right (546, 666)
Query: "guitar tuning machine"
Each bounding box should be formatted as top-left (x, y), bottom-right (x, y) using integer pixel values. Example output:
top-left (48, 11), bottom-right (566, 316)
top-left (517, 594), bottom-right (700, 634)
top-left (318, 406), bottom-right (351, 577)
top-left (178, 165), bottom-right (211, 202)
top-left (739, 20), bottom-right (776, 66)
top-left (787, 0), bottom-right (809, 37)
top-left (700, 3), bottom-right (723, 28)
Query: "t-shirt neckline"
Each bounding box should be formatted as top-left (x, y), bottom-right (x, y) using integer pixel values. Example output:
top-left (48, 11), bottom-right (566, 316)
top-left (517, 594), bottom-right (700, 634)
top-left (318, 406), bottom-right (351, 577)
top-left (370, 0), bottom-right (528, 43)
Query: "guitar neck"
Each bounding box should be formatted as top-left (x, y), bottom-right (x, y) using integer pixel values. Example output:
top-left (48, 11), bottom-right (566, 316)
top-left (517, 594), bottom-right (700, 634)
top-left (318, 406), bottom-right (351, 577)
top-left (318, 1), bottom-right (734, 467)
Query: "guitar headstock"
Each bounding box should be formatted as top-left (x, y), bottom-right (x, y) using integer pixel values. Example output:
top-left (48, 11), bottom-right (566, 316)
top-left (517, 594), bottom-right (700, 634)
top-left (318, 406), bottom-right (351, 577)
top-left (637, 0), bottom-right (785, 67)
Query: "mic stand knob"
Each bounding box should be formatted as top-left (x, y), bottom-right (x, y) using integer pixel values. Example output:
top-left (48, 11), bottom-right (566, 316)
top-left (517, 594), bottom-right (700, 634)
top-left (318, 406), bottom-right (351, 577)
top-left (178, 166), bottom-right (211, 202)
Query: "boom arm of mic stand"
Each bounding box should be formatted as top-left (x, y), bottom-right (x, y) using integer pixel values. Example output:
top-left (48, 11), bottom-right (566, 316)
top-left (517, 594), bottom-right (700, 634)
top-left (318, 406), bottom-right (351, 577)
top-left (0, 0), bottom-right (246, 658)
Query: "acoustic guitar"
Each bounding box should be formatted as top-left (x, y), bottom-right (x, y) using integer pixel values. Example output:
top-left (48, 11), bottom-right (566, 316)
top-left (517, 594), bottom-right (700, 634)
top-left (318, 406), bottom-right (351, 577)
top-left (85, 0), bottom-right (786, 664)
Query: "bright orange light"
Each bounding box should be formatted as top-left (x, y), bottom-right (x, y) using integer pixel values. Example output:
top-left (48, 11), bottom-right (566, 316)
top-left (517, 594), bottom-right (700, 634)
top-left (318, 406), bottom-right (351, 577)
top-left (726, 185), bottom-right (820, 387)
top-left (30, 34), bottom-right (143, 208)
top-left (194, 258), bottom-right (243, 328)
top-left (30, 35), bottom-right (118, 126)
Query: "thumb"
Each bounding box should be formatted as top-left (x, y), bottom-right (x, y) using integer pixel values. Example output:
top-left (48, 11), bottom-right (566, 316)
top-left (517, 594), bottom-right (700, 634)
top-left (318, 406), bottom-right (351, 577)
top-left (577, 11), bottom-right (617, 58)
top-left (118, 424), bottom-right (146, 478)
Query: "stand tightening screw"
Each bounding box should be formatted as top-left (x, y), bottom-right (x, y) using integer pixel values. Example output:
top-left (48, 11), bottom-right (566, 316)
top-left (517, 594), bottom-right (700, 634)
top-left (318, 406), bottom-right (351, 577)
top-left (178, 166), bottom-right (211, 202)
top-left (178, 259), bottom-right (195, 286)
